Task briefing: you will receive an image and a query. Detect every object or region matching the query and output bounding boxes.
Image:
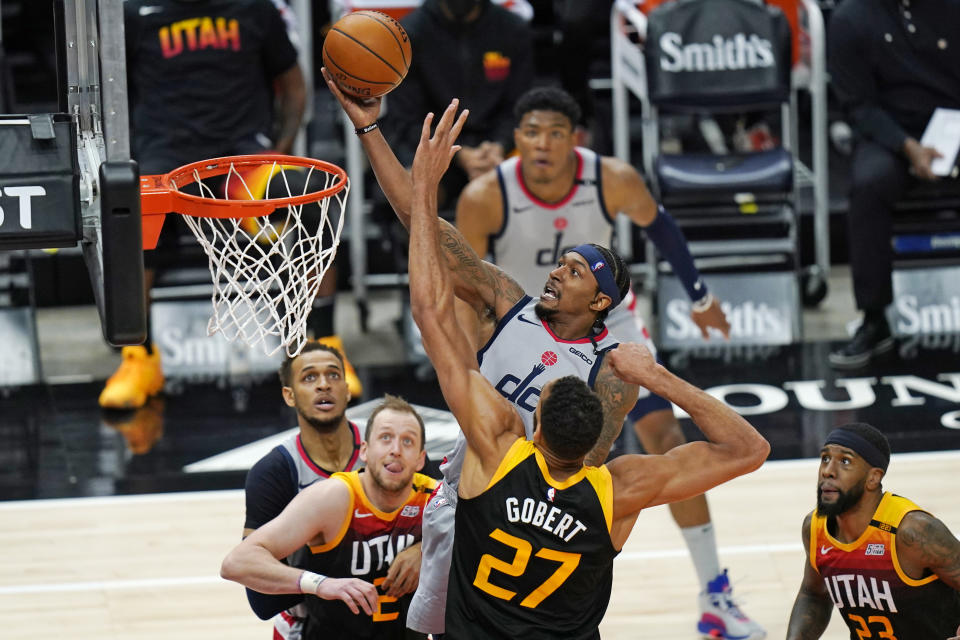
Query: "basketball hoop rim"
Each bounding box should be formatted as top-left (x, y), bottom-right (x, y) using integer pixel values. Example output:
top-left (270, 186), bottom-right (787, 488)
top-left (142, 154), bottom-right (348, 219)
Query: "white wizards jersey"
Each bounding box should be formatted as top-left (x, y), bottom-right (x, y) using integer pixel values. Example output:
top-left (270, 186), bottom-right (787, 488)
top-left (439, 296), bottom-right (620, 496)
top-left (491, 147), bottom-right (616, 295)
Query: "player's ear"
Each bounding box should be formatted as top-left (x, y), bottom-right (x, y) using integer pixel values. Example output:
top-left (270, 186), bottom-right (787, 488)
top-left (590, 293), bottom-right (612, 313)
top-left (415, 449), bottom-right (425, 472)
top-left (281, 386), bottom-right (296, 407)
top-left (865, 467), bottom-right (884, 491)
top-left (359, 441), bottom-right (369, 464)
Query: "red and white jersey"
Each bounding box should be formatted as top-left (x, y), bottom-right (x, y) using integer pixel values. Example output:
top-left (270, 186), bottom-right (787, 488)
top-left (491, 147), bottom-right (615, 296)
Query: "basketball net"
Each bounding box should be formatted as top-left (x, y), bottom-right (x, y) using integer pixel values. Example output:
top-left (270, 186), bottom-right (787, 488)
top-left (177, 160), bottom-right (349, 357)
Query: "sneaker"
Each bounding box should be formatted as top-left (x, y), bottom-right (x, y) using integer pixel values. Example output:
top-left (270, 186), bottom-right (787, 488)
top-left (316, 334), bottom-right (363, 398)
top-left (697, 570), bottom-right (766, 640)
top-left (98, 346), bottom-right (165, 409)
top-left (828, 316), bottom-right (894, 369)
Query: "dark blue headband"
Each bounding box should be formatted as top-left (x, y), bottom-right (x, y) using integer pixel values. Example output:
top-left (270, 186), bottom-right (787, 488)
top-left (570, 244), bottom-right (622, 307)
top-left (823, 428), bottom-right (889, 471)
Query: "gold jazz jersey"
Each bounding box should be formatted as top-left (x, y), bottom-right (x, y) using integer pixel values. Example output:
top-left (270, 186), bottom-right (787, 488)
top-left (810, 492), bottom-right (960, 640)
top-left (445, 439), bottom-right (618, 639)
top-left (300, 470), bottom-right (437, 640)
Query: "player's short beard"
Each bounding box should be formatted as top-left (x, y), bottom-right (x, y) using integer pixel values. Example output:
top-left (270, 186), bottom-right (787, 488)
top-left (534, 302), bottom-right (558, 323)
top-left (817, 476), bottom-right (866, 517)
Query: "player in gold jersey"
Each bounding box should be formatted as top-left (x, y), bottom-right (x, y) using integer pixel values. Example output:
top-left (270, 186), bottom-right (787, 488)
top-left (787, 422), bottom-right (960, 639)
top-left (406, 101), bottom-right (770, 639)
top-left (221, 395), bottom-right (437, 639)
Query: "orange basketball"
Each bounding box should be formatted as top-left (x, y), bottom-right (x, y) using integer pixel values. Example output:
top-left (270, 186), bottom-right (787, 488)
top-left (323, 10), bottom-right (412, 98)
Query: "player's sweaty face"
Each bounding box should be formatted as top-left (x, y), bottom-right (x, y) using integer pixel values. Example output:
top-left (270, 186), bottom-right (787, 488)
top-left (287, 350), bottom-right (350, 429)
top-left (817, 444), bottom-right (869, 516)
top-left (362, 409), bottom-right (425, 492)
top-left (540, 251), bottom-right (602, 317)
top-left (514, 110), bottom-right (577, 184)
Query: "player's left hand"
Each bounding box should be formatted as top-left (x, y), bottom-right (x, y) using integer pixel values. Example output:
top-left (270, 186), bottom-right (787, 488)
top-left (690, 295), bottom-right (731, 340)
top-left (381, 542), bottom-right (422, 597)
top-left (412, 100), bottom-right (469, 188)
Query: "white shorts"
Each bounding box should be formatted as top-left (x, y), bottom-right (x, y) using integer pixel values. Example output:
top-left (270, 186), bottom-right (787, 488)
top-left (406, 482), bottom-right (456, 635)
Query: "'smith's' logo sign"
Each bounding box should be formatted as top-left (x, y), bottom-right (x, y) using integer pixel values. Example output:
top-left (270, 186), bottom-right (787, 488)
top-left (659, 32), bottom-right (775, 72)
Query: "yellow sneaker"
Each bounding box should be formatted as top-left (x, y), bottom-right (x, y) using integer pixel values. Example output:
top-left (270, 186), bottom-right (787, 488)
top-left (98, 346), bottom-right (165, 409)
top-left (317, 335), bottom-right (362, 399)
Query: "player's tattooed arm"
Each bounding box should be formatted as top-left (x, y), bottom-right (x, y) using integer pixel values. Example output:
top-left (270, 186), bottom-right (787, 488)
top-left (438, 219), bottom-right (526, 317)
top-left (583, 360), bottom-right (637, 467)
top-left (786, 513), bottom-right (833, 640)
top-left (897, 510), bottom-right (960, 590)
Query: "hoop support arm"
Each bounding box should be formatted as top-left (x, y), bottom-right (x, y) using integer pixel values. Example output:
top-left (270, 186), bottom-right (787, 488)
top-left (140, 174), bottom-right (171, 249)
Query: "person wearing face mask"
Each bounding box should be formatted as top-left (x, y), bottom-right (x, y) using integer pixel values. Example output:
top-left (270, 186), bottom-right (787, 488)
top-left (383, 0), bottom-right (534, 217)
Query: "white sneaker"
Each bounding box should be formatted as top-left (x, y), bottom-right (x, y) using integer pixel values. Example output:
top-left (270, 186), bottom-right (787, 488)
top-left (697, 570), bottom-right (766, 640)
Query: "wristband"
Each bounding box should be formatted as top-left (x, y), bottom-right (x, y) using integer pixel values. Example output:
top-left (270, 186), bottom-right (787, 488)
top-left (691, 292), bottom-right (715, 313)
top-left (355, 122), bottom-right (378, 135)
top-left (299, 571), bottom-right (328, 594)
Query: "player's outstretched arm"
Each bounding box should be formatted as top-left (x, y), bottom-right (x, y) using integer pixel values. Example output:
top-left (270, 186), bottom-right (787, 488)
top-left (220, 479), bottom-right (379, 616)
top-left (408, 109), bottom-right (523, 476)
top-left (601, 157), bottom-right (731, 339)
top-left (786, 512), bottom-right (834, 640)
top-left (896, 510), bottom-right (960, 590)
top-left (605, 342), bottom-right (768, 515)
top-left (322, 70), bottom-right (525, 317)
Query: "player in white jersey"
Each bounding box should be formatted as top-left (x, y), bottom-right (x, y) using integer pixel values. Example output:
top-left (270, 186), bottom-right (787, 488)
top-left (242, 342), bottom-right (421, 639)
top-left (455, 86), bottom-right (764, 640)
top-left (320, 71), bottom-right (642, 636)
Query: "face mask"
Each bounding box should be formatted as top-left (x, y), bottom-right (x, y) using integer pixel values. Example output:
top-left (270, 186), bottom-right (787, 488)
top-left (443, 0), bottom-right (482, 23)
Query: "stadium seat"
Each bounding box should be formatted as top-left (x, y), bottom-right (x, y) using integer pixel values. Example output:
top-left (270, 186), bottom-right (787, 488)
top-left (610, 0), bottom-right (830, 347)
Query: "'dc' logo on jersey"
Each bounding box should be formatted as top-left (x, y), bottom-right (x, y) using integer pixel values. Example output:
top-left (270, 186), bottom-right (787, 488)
top-left (495, 362), bottom-right (547, 412)
top-left (541, 351), bottom-right (558, 366)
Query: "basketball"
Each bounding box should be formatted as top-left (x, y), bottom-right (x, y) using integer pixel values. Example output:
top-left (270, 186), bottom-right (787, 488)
top-left (323, 10), bottom-right (412, 98)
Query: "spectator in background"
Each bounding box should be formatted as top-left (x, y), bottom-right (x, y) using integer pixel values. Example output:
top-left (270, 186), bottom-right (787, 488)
top-left (827, 0), bottom-right (960, 369)
top-left (553, 0), bottom-right (614, 149)
top-left (385, 0), bottom-right (534, 216)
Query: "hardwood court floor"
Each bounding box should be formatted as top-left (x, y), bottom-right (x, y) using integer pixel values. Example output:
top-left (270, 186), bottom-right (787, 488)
top-left (1, 451), bottom-right (957, 640)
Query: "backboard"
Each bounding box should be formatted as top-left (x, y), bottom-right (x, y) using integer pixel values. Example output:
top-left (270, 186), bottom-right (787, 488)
top-left (56, 0), bottom-right (145, 346)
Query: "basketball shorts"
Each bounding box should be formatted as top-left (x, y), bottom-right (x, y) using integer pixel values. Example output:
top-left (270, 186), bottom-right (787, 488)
top-left (406, 481), bottom-right (457, 635)
top-left (603, 293), bottom-right (673, 422)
